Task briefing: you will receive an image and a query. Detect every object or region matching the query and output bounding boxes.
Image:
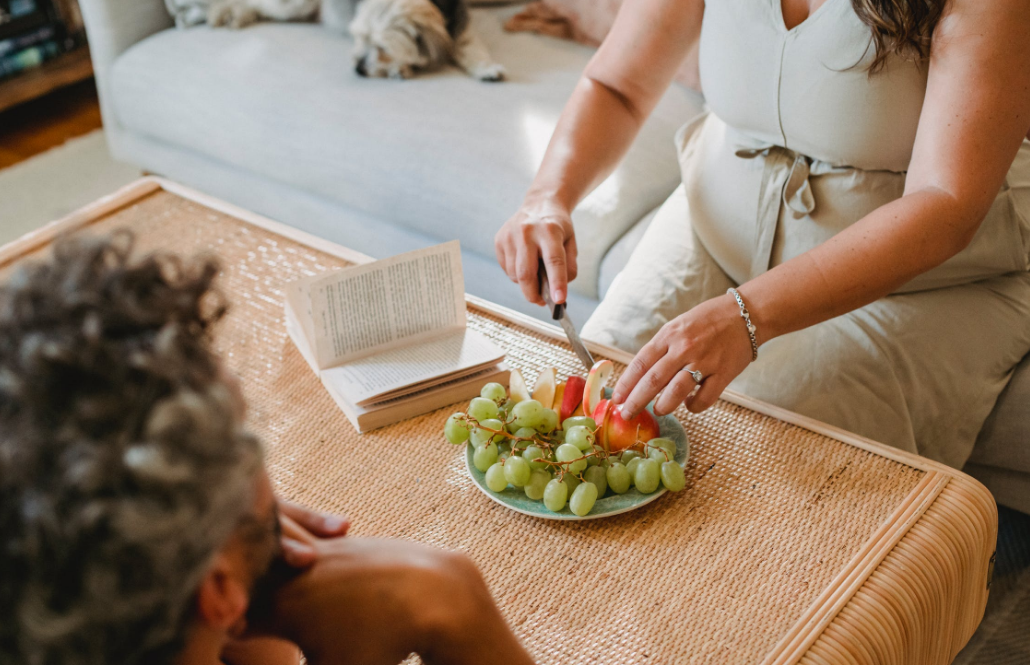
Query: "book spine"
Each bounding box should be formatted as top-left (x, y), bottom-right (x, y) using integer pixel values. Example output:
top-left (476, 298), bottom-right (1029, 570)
top-left (0, 38), bottom-right (59, 79)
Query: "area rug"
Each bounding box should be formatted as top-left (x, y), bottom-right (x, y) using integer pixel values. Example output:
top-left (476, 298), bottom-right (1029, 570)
top-left (0, 129), bottom-right (140, 246)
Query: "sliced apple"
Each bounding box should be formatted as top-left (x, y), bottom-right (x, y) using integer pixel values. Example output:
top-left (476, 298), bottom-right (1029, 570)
top-left (560, 375), bottom-right (586, 422)
top-left (531, 367), bottom-right (557, 408)
top-left (551, 382), bottom-right (566, 412)
top-left (508, 368), bottom-right (530, 404)
top-left (582, 359), bottom-right (614, 417)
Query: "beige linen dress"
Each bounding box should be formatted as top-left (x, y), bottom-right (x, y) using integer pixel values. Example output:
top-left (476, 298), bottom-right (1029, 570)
top-left (581, 0), bottom-right (1030, 468)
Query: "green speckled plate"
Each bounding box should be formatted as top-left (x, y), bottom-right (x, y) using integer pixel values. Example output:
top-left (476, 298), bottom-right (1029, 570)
top-left (466, 392), bottom-right (689, 521)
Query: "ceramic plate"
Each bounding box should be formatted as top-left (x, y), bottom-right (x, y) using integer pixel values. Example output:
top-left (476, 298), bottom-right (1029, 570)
top-left (465, 392), bottom-right (689, 521)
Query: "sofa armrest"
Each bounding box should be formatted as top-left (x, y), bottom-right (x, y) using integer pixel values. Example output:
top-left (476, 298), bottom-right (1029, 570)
top-left (79, 0), bottom-right (172, 135)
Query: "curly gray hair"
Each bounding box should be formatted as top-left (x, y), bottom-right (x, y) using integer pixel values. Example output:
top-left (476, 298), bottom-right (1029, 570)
top-left (0, 232), bottom-right (263, 665)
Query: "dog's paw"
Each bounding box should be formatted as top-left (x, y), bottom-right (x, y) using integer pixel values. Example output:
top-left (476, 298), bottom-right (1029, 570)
top-left (471, 62), bottom-right (506, 82)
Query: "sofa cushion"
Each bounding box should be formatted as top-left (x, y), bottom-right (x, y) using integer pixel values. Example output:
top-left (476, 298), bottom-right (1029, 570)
top-left (109, 6), bottom-right (704, 299)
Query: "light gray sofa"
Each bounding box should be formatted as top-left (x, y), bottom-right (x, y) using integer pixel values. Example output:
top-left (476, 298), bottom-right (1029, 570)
top-left (79, 0), bottom-right (1029, 513)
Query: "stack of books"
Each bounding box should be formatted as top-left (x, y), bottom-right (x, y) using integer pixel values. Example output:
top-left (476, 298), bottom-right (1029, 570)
top-left (285, 241), bottom-right (509, 432)
top-left (0, 0), bottom-right (80, 81)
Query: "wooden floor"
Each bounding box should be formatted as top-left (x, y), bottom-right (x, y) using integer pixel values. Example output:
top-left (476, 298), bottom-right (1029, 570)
top-left (0, 79), bottom-right (103, 169)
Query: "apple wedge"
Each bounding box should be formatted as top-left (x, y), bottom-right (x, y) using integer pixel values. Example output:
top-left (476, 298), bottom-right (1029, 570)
top-left (531, 367), bottom-right (557, 408)
top-left (551, 382), bottom-right (565, 412)
top-left (559, 375), bottom-right (586, 422)
top-left (508, 368), bottom-right (530, 404)
top-left (582, 359), bottom-right (614, 417)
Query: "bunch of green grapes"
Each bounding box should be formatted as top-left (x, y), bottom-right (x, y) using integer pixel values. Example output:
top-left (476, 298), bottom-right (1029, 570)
top-left (444, 382), bottom-right (687, 517)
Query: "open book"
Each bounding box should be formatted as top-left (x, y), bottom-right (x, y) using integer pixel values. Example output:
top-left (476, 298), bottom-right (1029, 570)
top-left (284, 241), bottom-right (508, 432)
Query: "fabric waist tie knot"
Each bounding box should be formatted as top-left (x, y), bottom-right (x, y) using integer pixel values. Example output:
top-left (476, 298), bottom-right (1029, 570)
top-left (734, 144), bottom-right (823, 279)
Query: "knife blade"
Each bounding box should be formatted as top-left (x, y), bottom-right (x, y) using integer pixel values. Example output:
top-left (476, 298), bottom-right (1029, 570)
top-left (539, 263), bottom-right (595, 372)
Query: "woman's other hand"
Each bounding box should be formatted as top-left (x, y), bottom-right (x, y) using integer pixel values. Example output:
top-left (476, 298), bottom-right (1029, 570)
top-left (277, 499), bottom-right (350, 568)
top-left (495, 198), bottom-right (578, 306)
top-left (612, 294), bottom-right (754, 419)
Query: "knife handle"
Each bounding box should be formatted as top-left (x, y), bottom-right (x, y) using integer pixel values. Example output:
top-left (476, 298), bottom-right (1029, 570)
top-left (538, 260), bottom-right (565, 320)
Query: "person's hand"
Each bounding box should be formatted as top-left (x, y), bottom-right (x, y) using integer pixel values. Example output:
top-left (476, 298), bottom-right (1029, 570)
top-left (494, 198), bottom-right (578, 306)
top-left (612, 294), bottom-right (753, 419)
top-left (277, 499), bottom-right (350, 568)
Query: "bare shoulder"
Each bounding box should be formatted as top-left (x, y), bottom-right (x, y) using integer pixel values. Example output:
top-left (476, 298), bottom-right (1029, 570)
top-left (932, 0), bottom-right (1030, 55)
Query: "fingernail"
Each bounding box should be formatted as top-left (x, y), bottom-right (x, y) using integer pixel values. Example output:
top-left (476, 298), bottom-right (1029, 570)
top-left (323, 516), bottom-right (346, 532)
top-left (555, 289), bottom-right (565, 303)
top-left (619, 404), bottom-right (632, 419)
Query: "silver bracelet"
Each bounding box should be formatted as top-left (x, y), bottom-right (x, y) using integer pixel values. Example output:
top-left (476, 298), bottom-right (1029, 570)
top-left (727, 288), bottom-right (758, 362)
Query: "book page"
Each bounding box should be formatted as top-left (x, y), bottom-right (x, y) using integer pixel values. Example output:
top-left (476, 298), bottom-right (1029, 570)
top-left (321, 328), bottom-right (504, 406)
top-left (308, 241), bottom-right (466, 368)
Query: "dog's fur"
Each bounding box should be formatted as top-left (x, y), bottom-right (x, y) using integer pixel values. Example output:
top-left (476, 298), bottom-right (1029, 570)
top-left (326, 0), bottom-right (505, 81)
top-left (167, 0), bottom-right (504, 81)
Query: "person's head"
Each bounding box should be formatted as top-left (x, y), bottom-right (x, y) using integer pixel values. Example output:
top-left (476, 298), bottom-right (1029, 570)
top-left (0, 232), bottom-right (278, 665)
top-left (850, 0), bottom-right (947, 72)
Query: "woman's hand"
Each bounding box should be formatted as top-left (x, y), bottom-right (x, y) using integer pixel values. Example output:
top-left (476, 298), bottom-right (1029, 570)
top-left (495, 198), bottom-right (578, 306)
top-left (277, 499), bottom-right (350, 568)
top-left (612, 294), bottom-right (753, 419)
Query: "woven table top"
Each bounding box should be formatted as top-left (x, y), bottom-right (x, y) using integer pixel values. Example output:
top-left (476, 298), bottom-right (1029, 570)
top-left (0, 180), bottom-right (997, 665)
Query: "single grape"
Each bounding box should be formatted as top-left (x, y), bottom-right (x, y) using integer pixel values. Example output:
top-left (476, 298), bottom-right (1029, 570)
top-left (586, 454), bottom-right (601, 467)
top-left (504, 455), bottom-right (531, 487)
top-left (473, 442), bottom-right (499, 472)
top-left (661, 461), bottom-right (687, 491)
top-left (556, 443), bottom-right (587, 474)
top-left (625, 456), bottom-right (644, 477)
top-left (634, 458), bottom-right (661, 494)
top-left (522, 445), bottom-right (548, 470)
top-left (444, 413), bottom-right (470, 444)
top-left (570, 482), bottom-right (599, 516)
top-left (512, 399), bottom-right (544, 429)
top-left (621, 450), bottom-right (643, 465)
top-left (584, 466), bottom-right (608, 497)
top-left (498, 451), bottom-right (510, 463)
top-left (470, 418), bottom-right (504, 446)
top-left (551, 429), bottom-right (566, 443)
top-left (499, 400), bottom-right (514, 419)
top-left (543, 478), bottom-right (568, 512)
top-left (561, 473), bottom-right (581, 496)
top-left (468, 397), bottom-right (500, 422)
top-left (606, 463), bottom-right (631, 494)
top-left (562, 416), bottom-right (597, 432)
top-left (538, 408), bottom-right (559, 434)
top-left (647, 437), bottom-right (677, 462)
top-left (480, 382), bottom-right (507, 403)
top-left (511, 427), bottom-right (537, 451)
top-left (565, 426), bottom-right (594, 452)
top-left (485, 463), bottom-right (508, 492)
top-left (524, 469), bottom-right (550, 500)
top-left (648, 448), bottom-right (670, 463)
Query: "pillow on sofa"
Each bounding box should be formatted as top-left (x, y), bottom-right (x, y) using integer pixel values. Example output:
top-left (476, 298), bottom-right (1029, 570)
top-left (507, 0), bottom-right (701, 91)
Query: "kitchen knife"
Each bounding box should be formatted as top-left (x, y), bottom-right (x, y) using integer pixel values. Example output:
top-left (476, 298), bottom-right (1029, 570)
top-left (539, 263), bottom-right (595, 372)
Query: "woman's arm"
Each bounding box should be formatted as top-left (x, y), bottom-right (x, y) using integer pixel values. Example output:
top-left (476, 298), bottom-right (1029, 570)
top-left (613, 0), bottom-right (1030, 418)
top-left (495, 0), bottom-right (703, 305)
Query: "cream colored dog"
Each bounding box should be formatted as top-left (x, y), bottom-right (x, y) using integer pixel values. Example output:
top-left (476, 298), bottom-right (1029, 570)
top-left (326, 0), bottom-right (505, 81)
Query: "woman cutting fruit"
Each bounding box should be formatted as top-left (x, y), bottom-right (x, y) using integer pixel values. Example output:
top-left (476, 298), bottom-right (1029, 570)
top-left (494, 0), bottom-right (1030, 467)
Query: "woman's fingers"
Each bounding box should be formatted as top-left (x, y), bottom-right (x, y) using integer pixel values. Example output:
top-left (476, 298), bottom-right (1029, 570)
top-left (540, 239), bottom-right (569, 304)
top-left (652, 368), bottom-right (699, 416)
top-left (612, 339), bottom-right (666, 406)
top-left (514, 244), bottom-right (545, 305)
top-left (617, 353), bottom-right (681, 420)
top-left (685, 375), bottom-right (724, 413)
top-left (279, 500), bottom-right (350, 538)
top-left (280, 538), bottom-right (317, 569)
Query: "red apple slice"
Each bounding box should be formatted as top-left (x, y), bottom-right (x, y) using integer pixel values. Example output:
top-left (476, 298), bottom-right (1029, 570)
top-left (560, 375), bottom-right (586, 422)
top-left (532, 367), bottom-right (557, 407)
top-left (508, 368), bottom-right (530, 404)
top-left (582, 359), bottom-right (614, 417)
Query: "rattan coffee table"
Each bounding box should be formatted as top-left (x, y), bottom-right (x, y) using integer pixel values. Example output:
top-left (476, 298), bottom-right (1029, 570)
top-left (0, 178), bottom-right (996, 665)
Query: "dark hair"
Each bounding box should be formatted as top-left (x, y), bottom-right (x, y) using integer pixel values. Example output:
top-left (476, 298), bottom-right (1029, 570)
top-left (851, 0), bottom-right (947, 72)
top-left (0, 231), bottom-right (262, 665)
